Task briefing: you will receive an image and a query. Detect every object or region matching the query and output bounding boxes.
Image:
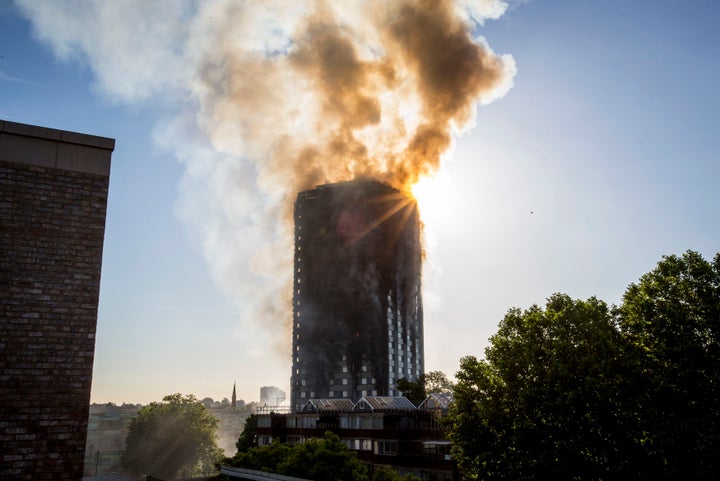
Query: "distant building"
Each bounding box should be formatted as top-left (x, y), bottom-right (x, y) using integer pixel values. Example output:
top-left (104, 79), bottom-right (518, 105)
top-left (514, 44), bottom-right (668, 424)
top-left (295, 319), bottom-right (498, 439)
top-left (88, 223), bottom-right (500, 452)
top-left (291, 180), bottom-right (424, 410)
top-left (255, 395), bottom-right (458, 481)
top-left (84, 404), bottom-right (140, 476)
top-left (0, 120), bottom-right (114, 481)
top-left (260, 386), bottom-right (286, 406)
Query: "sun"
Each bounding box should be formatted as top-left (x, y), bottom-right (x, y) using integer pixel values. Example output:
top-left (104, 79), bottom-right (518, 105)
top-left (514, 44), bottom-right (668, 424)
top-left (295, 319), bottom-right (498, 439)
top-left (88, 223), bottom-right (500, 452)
top-left (410, 172), bottom-right (453, 226)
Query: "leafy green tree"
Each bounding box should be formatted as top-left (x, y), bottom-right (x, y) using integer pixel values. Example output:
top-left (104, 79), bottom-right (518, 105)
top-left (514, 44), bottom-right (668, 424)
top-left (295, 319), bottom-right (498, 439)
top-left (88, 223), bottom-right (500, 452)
top-left (230, 432), bottom-right (369, 481)
top-left (424, 370), bottom-right (454, 394)
top-left (446, 251), bottom-right (720, 481)
top-left (235, 413), bottom-right (257, 453)
top-left (372, 465), bottom-right (422, 481)
top-left (278, 432), bottom-right (368, 481)
top-left (122, 393), bottom-right (223, 480)
top-left (446, 294), bottom-right (645, 480)
top-left (618, 250), bottom-right (720, 478)
top-left (397, 370), bottom-right (453, 405)
top-left (231, 439), bottom-right (292, 473)
top-left (396, 376), bottom-right (426, 405)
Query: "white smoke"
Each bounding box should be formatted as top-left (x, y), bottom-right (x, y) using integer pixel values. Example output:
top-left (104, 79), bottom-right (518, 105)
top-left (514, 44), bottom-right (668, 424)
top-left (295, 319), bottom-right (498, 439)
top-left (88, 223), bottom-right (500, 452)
top-left (15, 0), bottom-right (516, 358)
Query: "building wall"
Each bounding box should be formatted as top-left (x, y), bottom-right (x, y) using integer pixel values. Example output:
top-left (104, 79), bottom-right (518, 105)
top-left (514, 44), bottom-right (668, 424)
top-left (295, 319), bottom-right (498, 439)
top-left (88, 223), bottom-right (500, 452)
top-left (0, 120), bottom-right (113, 480)
top-left (209, 407), bottom-right (252, 455)
top-left (84, 404), bottom-right (140, 476)
top-left (291, 180), bottom-right (424, 409)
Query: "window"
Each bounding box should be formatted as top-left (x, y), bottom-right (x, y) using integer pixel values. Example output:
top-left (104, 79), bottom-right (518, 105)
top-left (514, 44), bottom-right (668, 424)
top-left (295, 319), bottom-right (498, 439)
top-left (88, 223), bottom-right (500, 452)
top-left (257, 416), bottom-right (271, 428)
top-left (258, 435), bottom-right (272, 446)
top-left (302, 417), bottom-right (318, 428)
top-left (339, 415), bottom-right (383, 429)
top-left (423, 442), bottom-right (452, 457)
top-left (290, 416), bottom-right (317, 428)
top-left (375, 440), bottom-right (398, 455)
top-left (346, 439), bottom-right (373, 451)
top-left (340, 416), bottom-right (350, 429)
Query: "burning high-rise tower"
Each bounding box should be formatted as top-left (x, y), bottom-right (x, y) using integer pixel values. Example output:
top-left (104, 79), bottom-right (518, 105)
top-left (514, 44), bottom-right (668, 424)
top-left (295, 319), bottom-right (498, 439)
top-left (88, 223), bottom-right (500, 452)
top-left (290, 179), bottom-right (423, 410)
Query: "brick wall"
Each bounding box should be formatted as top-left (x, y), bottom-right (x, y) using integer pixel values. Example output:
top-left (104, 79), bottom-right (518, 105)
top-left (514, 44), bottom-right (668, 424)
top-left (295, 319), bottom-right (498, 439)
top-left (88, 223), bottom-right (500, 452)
top-left (0, 120), bottom-right (114, 480)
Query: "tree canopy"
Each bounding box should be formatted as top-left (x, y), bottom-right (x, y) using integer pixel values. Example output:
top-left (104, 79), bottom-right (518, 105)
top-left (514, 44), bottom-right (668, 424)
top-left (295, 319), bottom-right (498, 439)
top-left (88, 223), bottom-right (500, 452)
top-left (618, 250), bottom-right (720, 477)
top-left (446, 251), bottom-right (720, 481)
top-left (122, 393), bottom-right (223, 480)
top-left (230, 432), bottom-right (369, 481)
top-left (397, 370), bottom-right (454, 405)
top-left (235, 413), bottom-right (258, 453)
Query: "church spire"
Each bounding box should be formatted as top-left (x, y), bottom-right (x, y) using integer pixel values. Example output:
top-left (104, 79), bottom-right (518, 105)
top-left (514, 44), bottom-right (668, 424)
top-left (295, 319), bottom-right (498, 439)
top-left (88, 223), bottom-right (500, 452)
top-left (231, 381), bottom-right (237, 409)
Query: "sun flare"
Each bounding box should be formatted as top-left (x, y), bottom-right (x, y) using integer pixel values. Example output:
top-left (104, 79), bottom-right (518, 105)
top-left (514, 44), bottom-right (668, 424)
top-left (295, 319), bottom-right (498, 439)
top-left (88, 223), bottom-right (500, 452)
top-left (410, 172), bottom-right (452, 226)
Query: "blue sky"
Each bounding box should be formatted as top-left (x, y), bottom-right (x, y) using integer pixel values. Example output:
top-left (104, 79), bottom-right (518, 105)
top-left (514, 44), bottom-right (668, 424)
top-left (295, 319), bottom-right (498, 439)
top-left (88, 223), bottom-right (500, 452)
top-left (2, 1), bottom-right (718, 405)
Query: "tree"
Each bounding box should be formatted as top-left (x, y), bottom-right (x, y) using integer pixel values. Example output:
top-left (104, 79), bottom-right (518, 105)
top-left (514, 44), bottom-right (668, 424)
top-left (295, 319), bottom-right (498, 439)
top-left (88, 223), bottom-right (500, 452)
top-left (235, 413), bottom-right (257, 453)
top-left (397, 370), bottom-right (453, 405)
top-left (446, 294), bottom-right (645, 480)
top-left (446, 251), bottom-right (720, 481)
top-left (396, 377), bottom-right (426, 405)
top-left (618, 250), bottom-right (720, 478)
top-left (231, 439), bottom-right (292, 473)
top-left (278, 432), bottom-right (368, 481)
top-left (230, 432), bottom-right (369, 481)
top-left (122, 393), bottom-right (223, 480)
top-left (424, 370), bottom-right (453, 394)
top-left (372, 465), bottom-right (422, 481)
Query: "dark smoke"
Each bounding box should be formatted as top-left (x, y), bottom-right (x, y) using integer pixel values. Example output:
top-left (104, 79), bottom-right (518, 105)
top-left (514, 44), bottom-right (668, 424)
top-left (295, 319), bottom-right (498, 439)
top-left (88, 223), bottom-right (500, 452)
top-left (188, 0), bottom-right (515, 353)
top-left (15, 0), bottom-right (516, 367)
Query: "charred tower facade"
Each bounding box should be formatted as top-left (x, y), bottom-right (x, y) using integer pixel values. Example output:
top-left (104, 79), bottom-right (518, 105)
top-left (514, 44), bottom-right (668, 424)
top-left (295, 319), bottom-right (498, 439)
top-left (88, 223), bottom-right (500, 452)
top-left (291, 179), bottom-right (423, 411)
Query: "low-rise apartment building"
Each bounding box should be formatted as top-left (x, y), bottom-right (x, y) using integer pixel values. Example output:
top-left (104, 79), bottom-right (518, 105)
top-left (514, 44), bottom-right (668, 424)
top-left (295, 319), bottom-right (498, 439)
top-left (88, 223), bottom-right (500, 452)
top-left (255, 395), bottom-right (458, 481)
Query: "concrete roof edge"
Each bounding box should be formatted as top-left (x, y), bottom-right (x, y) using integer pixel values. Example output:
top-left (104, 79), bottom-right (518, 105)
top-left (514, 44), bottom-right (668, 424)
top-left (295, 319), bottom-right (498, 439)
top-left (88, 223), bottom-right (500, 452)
top-left (1, 119), bottom-right (115, 151)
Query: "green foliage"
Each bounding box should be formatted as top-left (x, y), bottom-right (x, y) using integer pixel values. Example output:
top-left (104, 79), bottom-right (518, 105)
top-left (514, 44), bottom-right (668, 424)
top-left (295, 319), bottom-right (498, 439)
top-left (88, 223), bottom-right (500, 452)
top-left (397, 370), bottom-right (453, 405)
top-left (446, 251), bottom-right (720, 481)
top-left (229, 432), bottom-right (369, 481)
top-left (231, 439), bottom-right (292, 473)
top-left (447, 295), bottom-right (641, 480)
top-left (372, 465), bottom-right (422, 481)
top-left (235, 413), bottom-right (257, 453)
top-left (396, 377), bottom-right (426, 405)
top-left (618, 250), bottom-right (720, 477)
top-left (122, 393), bottom-right (223, 480)
top-left (423, 370), bottom-right (454, 394)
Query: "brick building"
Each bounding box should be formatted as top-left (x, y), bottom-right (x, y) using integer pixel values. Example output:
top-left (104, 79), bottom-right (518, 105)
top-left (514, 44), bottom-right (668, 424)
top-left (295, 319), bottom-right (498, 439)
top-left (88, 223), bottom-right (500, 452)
top-left (0, 120), bottom-right (114, 480)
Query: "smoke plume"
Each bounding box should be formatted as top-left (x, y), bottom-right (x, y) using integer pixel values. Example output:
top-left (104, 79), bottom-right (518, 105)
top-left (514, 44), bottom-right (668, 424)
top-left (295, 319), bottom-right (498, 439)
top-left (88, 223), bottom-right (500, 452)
top-left (16, 0), bottom-right (515, 361)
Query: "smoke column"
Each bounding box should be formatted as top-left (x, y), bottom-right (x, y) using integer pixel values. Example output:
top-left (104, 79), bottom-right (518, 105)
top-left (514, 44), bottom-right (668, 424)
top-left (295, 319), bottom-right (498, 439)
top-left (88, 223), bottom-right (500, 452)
top-left (16, 0), bottom-right (515, 360)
